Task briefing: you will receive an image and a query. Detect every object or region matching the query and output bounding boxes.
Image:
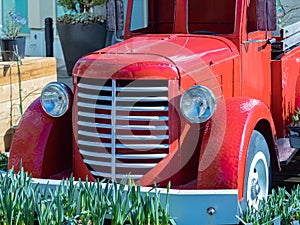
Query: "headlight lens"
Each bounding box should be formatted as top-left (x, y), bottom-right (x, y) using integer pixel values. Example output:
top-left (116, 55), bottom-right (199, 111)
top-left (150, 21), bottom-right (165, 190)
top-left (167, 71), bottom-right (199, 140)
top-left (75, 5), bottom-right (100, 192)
top-left (40, 82), bottom-right (72, 117)
top-left (180, 86), bottom-right (217, 123)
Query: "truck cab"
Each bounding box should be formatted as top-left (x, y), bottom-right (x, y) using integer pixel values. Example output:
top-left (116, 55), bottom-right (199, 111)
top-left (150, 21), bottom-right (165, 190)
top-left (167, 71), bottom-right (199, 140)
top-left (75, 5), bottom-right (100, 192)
top-left (8, 0), bottom-right (300, 224)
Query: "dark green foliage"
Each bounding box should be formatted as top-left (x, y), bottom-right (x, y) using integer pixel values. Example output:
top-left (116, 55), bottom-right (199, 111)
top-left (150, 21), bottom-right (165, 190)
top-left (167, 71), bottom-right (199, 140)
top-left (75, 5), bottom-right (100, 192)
top-left (57, 0), bottom-right (106, 24)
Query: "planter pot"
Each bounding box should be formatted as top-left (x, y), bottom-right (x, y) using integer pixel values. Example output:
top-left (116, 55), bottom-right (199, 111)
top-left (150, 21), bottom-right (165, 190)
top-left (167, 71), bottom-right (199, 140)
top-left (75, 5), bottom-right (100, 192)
top-left (1, 37), bottom-right (26, 61)
top-left (57, 22), bottom-right (107, 76)
top-left (288, 124), bottom-right (300, 148)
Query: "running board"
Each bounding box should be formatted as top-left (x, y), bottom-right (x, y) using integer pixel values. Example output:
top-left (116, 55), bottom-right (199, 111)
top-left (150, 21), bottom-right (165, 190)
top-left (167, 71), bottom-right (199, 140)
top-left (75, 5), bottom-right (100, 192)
top-left (276, 138), bottom-right (299, 165)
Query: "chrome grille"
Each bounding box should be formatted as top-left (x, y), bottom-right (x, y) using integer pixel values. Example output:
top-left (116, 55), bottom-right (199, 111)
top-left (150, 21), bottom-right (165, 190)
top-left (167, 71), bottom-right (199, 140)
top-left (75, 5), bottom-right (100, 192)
top-left (77, 78), bottom-right (169, 181)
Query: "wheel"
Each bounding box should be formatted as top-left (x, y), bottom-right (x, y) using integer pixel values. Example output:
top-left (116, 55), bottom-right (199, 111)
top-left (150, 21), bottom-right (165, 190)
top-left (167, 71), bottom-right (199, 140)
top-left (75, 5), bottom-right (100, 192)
top-left (241, 130), bottom-right (271, 210)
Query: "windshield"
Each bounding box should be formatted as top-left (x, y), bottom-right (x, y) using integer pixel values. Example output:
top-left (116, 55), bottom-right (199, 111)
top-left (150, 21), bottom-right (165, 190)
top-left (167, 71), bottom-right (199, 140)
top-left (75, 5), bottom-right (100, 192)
top-left (130, 0), bottom-right (175, 34)
top-left (129, 0), bottom-right (236, 35)
top-left (188, 0), bottom-right (236, 34)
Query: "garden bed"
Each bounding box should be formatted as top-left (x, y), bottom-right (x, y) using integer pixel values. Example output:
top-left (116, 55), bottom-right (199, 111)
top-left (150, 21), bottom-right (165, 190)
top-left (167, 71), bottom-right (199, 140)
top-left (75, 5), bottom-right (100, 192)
top-left (0, 167), bottom-right (174, 225)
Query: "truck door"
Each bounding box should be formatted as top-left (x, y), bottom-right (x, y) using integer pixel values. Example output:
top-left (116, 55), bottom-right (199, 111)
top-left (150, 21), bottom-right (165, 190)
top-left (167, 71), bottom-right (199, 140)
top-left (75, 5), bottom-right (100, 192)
top-left (240, 0), bottom-right (276, 106)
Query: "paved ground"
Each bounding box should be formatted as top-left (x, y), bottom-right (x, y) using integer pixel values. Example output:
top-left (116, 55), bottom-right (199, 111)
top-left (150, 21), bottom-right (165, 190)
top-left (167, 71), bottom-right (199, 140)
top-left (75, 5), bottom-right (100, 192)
top-left (273, 149), bottom-right (300, 191)
top-left (280, 0), bottom-right (300, 26)
top-left (57, 63), bottom-right (73, 90)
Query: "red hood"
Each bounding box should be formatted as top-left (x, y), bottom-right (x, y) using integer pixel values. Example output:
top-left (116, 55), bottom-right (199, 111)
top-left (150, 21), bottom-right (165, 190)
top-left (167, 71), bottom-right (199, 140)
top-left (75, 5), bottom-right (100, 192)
top-left (74, 34), bottom-right (238, 80)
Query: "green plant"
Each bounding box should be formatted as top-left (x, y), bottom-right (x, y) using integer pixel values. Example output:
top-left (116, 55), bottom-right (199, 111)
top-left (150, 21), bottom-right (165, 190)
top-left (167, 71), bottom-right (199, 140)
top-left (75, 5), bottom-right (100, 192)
top-left (0, 166), bottom-right (37, 225)
top-left (35, 189), bottom-right (55, 225)
top-left (0, 153), bottom-right (8, 171)
top-left (8, 55), bottom-right (39, 126)
top-left (238, 186), bottom-right (300, 225)
top-left (127, 180), bottom-right (174, 225)
top-left (2, 10), bottom-right (26, 39)
top-left (127, 180), bottom-right (144, 225)
top-left (16, 57), bottom-right (23, 116)
top-left (0, 168), bottom-right (175, 225)
top-left (292, 107), bottom-right (300, 126)
top-left (57, 0), bottom-right (106, 24)
top-left (109, 178), bottom-right (132, 225)
top-left (79, 178), bottom-right (109, 225)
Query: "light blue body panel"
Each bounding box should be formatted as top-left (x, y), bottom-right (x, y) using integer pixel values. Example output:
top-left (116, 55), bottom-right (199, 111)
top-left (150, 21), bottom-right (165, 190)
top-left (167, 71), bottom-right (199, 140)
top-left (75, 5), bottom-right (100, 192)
top-left (167, 189), bottom-right (239, 225)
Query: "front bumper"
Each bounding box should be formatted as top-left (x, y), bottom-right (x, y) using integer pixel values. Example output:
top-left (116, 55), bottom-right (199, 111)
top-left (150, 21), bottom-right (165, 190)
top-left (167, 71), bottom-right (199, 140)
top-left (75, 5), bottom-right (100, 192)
top-left (165, 188), bottom-right (238, 225)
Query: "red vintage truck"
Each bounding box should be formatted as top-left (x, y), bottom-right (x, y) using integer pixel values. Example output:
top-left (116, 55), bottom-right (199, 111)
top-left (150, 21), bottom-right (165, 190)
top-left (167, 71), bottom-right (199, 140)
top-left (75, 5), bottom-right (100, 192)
top-left (7, 0), bottom-right (300, 224)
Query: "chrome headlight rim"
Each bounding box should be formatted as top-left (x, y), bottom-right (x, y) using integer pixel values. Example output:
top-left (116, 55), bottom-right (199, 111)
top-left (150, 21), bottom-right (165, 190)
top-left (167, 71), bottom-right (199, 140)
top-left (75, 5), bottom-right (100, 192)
top-left (180, 85), bottom-right (217, 123)
top-left (40, 82), bottom-right (72, 117)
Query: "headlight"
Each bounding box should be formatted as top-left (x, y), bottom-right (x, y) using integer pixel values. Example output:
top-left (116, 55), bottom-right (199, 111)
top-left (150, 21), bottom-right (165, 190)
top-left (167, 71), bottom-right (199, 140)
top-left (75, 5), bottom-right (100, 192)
top-left (180, 86), bottom-right (216, 123)
top-left (40, 82), bottom-right (72, 117)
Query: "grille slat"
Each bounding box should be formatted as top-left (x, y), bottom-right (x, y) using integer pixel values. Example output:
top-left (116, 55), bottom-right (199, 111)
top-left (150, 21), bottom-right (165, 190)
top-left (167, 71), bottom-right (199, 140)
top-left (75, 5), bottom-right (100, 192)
top-left (116, 96), bottom-right (168, 102)
top-left (78, 140), bottom-right (112, 148)
top-left (116, 153), bottom-right (167, 159)
top-left (116, 162), bottom-right (157, 168)
top-left (84, 159), bottom-right (113, 167)
top-left (78, 121), bottom-right (112, 129)
top-left (78, 130), bottom-right (112, 139)
top-left (116, 124), bottom-right (169, 130)
top-left (78, 111), bottom-right (112, 119)
top-left (115, 174), bottom-right (143, 179)
top-left (91, 171), bottom-right (115, 178)
top-left (116, 115), bottom-right (169, 121)
top-left (78, 102), bottom-right (112, 110)
top-left (116, 134), bottom-right (169, 140)
top-left (116, 106), bottom-right (168, 111)
top-left (78, 83), bottom-right (112, 91)
top-left (116, 86), bottom-right (168, 92)
top-left (78, 111), bottom-right (169, 121)
top-left (78, 93), bottom-right (112, 101)
top-left (79, 102), bottom-right (168, 111)
top-left (91, 171), bottom-right (143, 180)
top-left (116, 143), bottom-right (169, 149)
top-left (80, 149), bottom-right (111, 158)
top-left (77, 79), bottom-right (169, 181)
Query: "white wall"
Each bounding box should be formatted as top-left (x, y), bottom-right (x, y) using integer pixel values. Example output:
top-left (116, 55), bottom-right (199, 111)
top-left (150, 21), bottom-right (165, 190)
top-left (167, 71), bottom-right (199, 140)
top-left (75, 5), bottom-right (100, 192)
top-left (25, 0), bottom-right (64, 65)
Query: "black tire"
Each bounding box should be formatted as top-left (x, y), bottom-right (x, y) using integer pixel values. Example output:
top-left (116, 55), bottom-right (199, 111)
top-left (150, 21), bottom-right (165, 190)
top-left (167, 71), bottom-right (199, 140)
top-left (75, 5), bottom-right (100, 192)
top-left (240, 130), bottom-right (271, 210)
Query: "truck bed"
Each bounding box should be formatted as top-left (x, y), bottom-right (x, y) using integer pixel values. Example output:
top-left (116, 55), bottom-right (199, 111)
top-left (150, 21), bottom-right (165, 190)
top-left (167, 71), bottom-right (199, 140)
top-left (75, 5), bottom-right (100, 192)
top-left (271, 20), bottom-right (300, 166)
top-left (272, 20), bottom-right (300, 59)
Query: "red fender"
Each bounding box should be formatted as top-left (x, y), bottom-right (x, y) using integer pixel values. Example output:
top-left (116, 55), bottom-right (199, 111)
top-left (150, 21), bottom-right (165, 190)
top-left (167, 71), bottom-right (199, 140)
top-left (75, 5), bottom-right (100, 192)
top-left (8, 98), bottom-right (72, 178)
top-left (197, 97), bottom-right (277, 201)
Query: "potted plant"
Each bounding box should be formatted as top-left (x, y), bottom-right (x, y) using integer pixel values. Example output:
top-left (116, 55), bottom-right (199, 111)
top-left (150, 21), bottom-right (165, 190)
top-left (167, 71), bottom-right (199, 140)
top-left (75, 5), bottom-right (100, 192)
top-left (288, 107), bottom-right (300, 148)
top-left (1, 10), bottom-right (26, 61)
top-left (57, 0), bottom-right (107, 76)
